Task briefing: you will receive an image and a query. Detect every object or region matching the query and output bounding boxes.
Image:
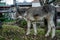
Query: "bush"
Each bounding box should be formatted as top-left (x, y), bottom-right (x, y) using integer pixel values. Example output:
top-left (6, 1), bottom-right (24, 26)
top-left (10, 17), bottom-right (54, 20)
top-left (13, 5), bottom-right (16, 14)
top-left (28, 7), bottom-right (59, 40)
top-left (16, 19), bottom-right (27, 28)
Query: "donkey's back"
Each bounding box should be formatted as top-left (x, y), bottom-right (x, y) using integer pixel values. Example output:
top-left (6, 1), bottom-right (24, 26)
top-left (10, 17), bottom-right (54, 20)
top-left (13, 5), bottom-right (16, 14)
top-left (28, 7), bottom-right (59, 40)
top-left (25, 5), bottom-right (55, 21)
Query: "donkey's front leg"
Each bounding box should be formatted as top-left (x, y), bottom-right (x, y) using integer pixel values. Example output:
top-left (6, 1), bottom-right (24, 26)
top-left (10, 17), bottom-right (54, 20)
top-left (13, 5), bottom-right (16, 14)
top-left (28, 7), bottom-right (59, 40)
top-left (32, 22), bottom-right (37, 35)
top-left (45, 20), bottom-right (51, 37)
top-left (26, 20), bottom-right (31, 35)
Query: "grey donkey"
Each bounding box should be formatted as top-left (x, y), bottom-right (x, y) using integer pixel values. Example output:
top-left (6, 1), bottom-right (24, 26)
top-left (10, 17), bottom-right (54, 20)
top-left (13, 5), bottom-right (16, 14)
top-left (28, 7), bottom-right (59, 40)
top-left (17, 0), bottom-right (56, 38)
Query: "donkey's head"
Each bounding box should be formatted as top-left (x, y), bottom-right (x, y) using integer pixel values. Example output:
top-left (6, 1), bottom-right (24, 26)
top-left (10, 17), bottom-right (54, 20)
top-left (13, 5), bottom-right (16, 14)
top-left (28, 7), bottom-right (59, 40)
top-left (39, 0), bottom-right (55, 13)
top-left (39, 0), bottom-right (55, 6)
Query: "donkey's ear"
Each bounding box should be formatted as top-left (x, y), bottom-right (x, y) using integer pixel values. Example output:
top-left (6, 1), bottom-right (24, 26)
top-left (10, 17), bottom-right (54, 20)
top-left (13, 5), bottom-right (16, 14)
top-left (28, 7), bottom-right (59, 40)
top-left (39, 0), bottom-right (44, 6)
top-left (46, 0), bottom-right (55, 4)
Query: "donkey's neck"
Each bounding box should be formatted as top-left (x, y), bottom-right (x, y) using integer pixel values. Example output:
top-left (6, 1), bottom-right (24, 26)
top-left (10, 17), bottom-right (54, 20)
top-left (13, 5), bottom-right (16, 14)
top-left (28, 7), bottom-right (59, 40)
top-left (42, 5), bottom-right (51, 13)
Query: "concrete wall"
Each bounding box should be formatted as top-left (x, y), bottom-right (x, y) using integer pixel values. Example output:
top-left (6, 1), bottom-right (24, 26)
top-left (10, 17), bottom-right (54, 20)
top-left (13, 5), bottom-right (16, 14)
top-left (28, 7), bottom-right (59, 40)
top-left (32, 0), bottom-right (41, 7)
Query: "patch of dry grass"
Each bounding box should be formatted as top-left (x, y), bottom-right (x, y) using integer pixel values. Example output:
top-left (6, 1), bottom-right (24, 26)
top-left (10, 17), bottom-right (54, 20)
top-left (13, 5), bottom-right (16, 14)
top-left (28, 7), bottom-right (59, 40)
top-left (0, 24), bottom-right (59, 40)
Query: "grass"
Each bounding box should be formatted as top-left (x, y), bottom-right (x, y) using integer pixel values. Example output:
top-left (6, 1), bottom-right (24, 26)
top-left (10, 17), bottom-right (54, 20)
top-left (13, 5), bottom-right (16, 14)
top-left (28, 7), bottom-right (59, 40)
top-left (0, 24), bottom-right (60, 40)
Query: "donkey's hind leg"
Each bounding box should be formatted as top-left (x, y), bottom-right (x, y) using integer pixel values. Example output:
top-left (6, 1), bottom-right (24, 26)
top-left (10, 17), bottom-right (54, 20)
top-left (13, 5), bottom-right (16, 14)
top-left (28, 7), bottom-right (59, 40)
top-left (26, 20), bottom-right (31, 35)
top-left (50, 12), bottom-right (56, 38)
top-left (32, 22), bottom-right (37, 35)
top-left (50, 20), bottom-right (55, 38)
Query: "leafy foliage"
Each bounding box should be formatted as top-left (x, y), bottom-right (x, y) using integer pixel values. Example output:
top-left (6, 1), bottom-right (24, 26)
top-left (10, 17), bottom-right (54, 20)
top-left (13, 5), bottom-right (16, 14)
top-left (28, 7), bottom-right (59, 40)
top-left (16, 19), bottom-right (27, 28)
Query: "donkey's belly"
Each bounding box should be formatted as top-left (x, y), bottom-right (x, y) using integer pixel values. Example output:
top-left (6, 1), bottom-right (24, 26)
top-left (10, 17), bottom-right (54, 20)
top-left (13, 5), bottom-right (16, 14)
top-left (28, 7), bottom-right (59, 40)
top-left (28, 16), bottom-right (45, 21)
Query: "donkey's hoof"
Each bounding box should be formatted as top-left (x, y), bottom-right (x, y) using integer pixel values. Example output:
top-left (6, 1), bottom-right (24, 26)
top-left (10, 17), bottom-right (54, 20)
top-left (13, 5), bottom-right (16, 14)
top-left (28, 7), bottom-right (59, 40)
top-left (45, 33), bottom-right (50, 37)
top-left (26, 33), bottom-right (30, 36)
top-left (51, 36), bottom-right (57, 40)
top-left (26, 34), bottom-right (29, 36)
top-left (45, 35), bottom-right (49, 37)
top-left (34, 34), bottom-right (37, 36)
top-left (45, 35), bottom-right (50, 38)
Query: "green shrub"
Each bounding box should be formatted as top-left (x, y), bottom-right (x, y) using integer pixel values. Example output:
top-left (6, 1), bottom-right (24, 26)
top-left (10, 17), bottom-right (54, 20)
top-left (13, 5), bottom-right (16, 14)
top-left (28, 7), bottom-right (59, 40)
top-left (16, 19), bottom-right (27, 28)
top-left (57, 22), bottom-right (60, 26)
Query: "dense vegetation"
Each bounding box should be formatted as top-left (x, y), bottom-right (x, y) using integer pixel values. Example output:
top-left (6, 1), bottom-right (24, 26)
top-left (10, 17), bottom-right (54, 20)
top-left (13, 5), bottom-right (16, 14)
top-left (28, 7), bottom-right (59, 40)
top-left (0, 22), bottom-right (59, 40)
